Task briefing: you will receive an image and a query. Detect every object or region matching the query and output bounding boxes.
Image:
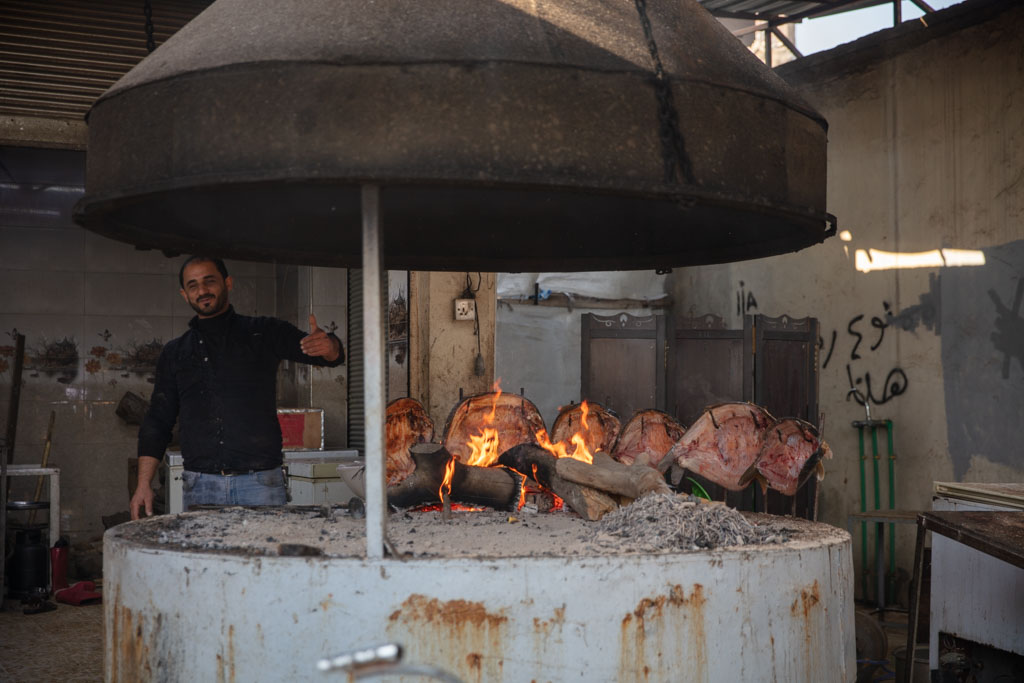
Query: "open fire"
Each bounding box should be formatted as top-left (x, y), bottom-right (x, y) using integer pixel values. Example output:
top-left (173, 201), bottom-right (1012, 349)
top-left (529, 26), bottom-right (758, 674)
top-left (439, 382), bottom-right (609, 512)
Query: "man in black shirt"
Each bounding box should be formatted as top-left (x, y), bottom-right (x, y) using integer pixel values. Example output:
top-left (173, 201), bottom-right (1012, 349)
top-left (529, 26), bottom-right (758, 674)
top-left (130, 256), bottom-right (344, 519)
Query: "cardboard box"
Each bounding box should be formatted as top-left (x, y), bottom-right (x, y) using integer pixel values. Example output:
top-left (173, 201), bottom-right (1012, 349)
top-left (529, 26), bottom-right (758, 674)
top-left (277, 408), bottom-right (325, 450)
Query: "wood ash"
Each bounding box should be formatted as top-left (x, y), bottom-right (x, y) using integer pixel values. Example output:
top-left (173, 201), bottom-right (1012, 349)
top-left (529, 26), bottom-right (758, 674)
top-left (589, 493), bottom-right (790, 552)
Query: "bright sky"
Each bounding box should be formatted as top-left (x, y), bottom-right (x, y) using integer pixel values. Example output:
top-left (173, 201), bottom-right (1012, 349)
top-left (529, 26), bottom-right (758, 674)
top-left (795, 0), bottom-right (965, 55)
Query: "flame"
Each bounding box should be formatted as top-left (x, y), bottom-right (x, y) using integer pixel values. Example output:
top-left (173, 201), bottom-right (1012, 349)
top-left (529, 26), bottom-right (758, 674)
top-left (438, 455), bottom-right (456, 502)
top-left (535, 429), bottom-right (569, 458)
top-left (534, 411), bottom-right (595, 465)
top-left (465, 427), bottom-right (501, 467)
top-left (569, 432), bottom-right (593, 464)
top-left (464, 380), bottom-right (504, 467)
top-left (486, 379), bottom-right (503, 421)
top-left (580, 400), bottom-right (590, 429)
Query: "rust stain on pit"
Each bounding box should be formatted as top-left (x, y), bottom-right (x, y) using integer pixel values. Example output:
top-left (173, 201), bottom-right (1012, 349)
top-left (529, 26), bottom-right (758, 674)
top-left (792, 580), bottom-right (822, 678)
top-left (110, 599), bottom-right (159, 683)
top-left (791, 580), bottom-right (821, 621)
top-left (215, 624), bottom-right (236, 683)
top-left (532, 605), bottom-right (566, 635)
top-left (388, 594), bottom-right (507, 683)
top-left (389, 594), bottom-right (508, 630)
top-left (532, 604), bottom-right (568, 667)
top-left (619, 584), bottom-right (707, 682)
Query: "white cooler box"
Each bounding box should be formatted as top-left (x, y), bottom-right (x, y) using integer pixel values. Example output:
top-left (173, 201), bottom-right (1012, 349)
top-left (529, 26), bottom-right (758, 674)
top-left (164, 450), bottom-right (361, 513)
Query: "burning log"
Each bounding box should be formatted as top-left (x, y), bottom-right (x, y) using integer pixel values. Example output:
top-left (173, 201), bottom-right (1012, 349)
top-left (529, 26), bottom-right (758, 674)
top-left (555, 451), bottom-right (671, 501)
top-left (387, 443), bottom-right (522, 511)
top-left (550, 401), bottom-right (620, 455)
top-left (498, 444), bottom-right (617, 521)
top-left (442, 388), bottom-right (546, 466)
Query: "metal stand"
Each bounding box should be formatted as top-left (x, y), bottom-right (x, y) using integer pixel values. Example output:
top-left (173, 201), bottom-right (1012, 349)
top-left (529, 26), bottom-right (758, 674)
top-left (3, 465), bottom-right (60, 548)
top-left (848, 509), bottom-right (918, 618)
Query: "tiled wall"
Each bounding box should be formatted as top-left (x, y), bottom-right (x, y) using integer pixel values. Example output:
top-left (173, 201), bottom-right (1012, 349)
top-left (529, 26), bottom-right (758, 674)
top-left (0, 146), bottom-right (348, 542)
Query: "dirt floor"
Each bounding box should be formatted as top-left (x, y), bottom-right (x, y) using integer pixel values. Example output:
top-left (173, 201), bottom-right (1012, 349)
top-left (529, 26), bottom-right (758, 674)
top-left (0, 596), bottom-right (104, 682)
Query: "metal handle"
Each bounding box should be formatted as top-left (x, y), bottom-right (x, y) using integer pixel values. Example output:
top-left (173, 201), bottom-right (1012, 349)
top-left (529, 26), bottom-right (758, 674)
top-left (317, 643), bottom-right (402, 673)
top-left (317, 643), bottom-right (466, 683)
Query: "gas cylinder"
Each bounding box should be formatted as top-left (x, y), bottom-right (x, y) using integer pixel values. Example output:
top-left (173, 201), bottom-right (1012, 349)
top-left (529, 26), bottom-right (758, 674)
top-left (8, 528), bottom-right (49, 598)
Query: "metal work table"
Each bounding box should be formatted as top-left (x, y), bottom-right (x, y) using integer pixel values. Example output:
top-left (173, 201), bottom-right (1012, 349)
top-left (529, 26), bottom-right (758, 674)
top-left (904, 510), bottom-right (1024, 683)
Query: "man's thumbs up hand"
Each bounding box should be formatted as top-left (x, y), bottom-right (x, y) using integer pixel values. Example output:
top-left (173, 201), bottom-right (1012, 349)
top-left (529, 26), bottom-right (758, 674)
top-left (300, 313), bottom-right (340, 362)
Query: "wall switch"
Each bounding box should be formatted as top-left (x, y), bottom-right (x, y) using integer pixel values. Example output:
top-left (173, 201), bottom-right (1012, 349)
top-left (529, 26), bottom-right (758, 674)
top-left (454, 298), bottom-right (476, 321)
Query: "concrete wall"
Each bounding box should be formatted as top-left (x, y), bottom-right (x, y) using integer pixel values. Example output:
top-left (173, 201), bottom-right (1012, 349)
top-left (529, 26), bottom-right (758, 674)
top-left (669, 2), bottom-right (1024, 586)
top-left (495, 302), bottom-right (663, 429)
top-left (409, 272), bottom-right (496, 432)
top-left (0, 147), bottom-right (348, 542)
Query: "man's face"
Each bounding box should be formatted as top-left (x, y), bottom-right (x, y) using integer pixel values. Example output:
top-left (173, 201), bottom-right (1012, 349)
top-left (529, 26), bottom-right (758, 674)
top-left (180, 261), bottom-right (233, 318)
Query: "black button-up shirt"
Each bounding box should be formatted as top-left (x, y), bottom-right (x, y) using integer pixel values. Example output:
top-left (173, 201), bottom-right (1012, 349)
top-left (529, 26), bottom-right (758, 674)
top-left (138, 307), bottom-right (344, 472)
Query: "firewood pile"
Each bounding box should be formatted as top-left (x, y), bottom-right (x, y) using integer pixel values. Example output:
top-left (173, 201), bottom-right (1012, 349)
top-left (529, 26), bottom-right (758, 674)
top-left (382, 392), bottom-right (832, 522)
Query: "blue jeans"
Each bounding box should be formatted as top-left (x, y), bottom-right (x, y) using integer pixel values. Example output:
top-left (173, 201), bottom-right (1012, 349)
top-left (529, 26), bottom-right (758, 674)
top-left (181, 468), bottom-right (287, 510)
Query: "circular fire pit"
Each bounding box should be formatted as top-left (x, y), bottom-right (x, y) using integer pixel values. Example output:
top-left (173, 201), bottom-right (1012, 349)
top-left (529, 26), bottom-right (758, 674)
top-left (105, 507), bottom-right (854, 681)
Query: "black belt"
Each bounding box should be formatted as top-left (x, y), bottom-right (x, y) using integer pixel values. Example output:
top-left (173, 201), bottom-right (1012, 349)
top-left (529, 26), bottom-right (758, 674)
top-left (189, 467), bottom-right (276, 476)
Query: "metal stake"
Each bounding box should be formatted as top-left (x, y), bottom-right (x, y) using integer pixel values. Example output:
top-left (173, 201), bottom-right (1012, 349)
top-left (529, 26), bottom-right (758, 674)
top-left (362, 185), bottom-right (386, 559)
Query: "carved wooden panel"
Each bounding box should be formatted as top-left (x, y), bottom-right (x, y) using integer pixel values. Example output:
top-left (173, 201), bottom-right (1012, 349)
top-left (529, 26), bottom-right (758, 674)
top-left (670, 314), bottom-right (750, 427)
top-left (581, 313), bottom-right (666, 420)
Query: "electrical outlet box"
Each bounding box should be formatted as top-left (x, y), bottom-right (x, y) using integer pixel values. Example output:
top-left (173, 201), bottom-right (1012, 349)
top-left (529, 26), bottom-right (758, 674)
top-left (454, 298), bottom-right (476, 321)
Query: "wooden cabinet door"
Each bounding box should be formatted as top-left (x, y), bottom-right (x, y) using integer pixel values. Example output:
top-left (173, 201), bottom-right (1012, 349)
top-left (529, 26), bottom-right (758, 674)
top-left (580, 313), bottom-right (666, 420)
top-left (669, 314), bottom-right (750, 426)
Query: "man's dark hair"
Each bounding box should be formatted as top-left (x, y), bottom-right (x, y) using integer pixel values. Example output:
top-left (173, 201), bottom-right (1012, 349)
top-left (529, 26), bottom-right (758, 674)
top-left (179, 256), bottom-right (229, 288)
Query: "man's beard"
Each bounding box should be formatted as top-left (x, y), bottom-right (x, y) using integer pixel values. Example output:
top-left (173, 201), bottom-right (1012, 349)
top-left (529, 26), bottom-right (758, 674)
top-left (189, 292), bottom-right (228, 317)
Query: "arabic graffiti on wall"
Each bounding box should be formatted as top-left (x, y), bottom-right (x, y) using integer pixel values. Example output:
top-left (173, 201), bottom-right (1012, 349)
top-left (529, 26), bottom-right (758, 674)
top-left (735, 281), bottom-right (759, 317)
top-left (820, 302), bottom-right (909, 406)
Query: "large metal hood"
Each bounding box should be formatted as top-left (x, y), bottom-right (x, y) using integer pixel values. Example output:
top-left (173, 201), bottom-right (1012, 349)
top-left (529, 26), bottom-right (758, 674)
top-left (73, 0), bottom-right (833, 271)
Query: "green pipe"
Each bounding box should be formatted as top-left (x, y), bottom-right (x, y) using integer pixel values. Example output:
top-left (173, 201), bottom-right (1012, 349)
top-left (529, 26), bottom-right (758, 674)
top-left (870, 425), bottom-right (882, 604)
top-left (886, 420), bottom-right (896, 604)
top-left (858, 426), bottom-right (868, 601)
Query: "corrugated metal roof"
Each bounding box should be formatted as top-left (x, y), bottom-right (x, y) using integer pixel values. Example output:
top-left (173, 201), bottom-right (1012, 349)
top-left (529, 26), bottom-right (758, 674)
top-left (699, 0), bottom-right (890, 22)
top-left (0, 0), bottom-right (210, 121)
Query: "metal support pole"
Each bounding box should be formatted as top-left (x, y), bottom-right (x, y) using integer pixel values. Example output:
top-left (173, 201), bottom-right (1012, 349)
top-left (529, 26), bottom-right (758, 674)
top-left (894, 0), bottom-right (902, 25)
top-left (764, 29), bottom-right (772, 68)
top-left (875, 519), bottom-right (885, 613)
top-left (858, 426), bottom-right (868, 600)
top-left (886, 420), bottom-right (897, 604)
top-left (362, 185), bottom-right (387, 560)
top-left (903, 516), bottom-right (927, 683)
top-left (870, 425), bottom-right (882, 606)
